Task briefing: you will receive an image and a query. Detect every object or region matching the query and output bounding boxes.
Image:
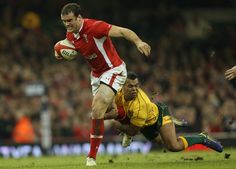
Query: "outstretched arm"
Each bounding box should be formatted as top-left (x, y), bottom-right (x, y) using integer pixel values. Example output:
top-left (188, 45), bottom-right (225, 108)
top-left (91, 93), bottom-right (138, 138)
top-left (104, 105), bottom-right (127, 120)
top-left (113, 121), bottom-right (140, 136)
top-left (225, 66), bottom-right (236, 80)
top-left (108, 25), bottom-right (151, 56)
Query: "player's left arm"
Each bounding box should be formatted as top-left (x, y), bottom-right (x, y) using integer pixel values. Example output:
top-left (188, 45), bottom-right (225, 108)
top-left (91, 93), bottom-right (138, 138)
top-left (108, 25), bottom-right (151, 57)
top-left (54, 51), bottom-right (64, 60)
top-left (225, 66), bottom-right (236, 80)
top-left (113, 121), bottom-right (140, 136)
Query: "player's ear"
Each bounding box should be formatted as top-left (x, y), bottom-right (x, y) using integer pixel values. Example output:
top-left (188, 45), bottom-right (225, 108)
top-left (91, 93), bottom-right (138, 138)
top-left (77, 15), bottom-right (83, 20)
top-left (77, 16), bottom-right (83, 24)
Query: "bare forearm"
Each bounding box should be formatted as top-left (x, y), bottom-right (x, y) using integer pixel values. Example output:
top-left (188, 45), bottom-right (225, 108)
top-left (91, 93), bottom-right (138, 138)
top-left (109, 25), bottom-right (151, 56)
top-left (104, 109), bottom-right (118, 120)
top-left (114, 121), bottom-right (139, 136)
top-left (120, 28), bottom-right (142, 45)
top-left (117, 124), bottom-right (136, 136)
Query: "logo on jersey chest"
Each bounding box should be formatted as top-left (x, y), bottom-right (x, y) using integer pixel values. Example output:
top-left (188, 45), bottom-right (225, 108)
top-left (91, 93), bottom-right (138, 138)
top-left (71, 33), bottom-right (88, 43)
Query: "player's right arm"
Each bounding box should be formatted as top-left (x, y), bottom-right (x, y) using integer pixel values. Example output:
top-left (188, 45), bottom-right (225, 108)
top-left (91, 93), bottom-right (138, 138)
top-left (113, 121), bottom-right (140, 136)
top-left (54, 50), bottom-right (64, 60)
top-left (108, 25), bottom-right (151, 57)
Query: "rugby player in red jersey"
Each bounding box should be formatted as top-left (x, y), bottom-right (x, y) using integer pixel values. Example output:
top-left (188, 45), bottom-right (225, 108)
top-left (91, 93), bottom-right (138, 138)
top-left (58, 3), bottom-right (151, 166)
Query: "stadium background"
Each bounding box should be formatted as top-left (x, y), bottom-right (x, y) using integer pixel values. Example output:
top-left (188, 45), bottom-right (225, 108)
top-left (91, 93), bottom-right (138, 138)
top-left (0, 0), bottom-right (235, 157)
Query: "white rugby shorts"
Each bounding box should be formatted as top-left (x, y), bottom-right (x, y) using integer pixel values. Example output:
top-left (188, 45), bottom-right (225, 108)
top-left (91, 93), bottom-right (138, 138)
top-left (91, 63), bottom-right (127, 96)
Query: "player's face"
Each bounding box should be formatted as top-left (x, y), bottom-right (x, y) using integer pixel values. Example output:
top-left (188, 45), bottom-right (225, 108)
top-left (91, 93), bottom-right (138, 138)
top-left (123, 78), bottom-right (139, 101)
top-left (61, 12), bottom-right (82, 32)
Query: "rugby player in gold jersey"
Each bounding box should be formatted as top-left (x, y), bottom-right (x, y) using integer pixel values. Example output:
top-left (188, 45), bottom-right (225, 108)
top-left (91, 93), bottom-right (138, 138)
top-left (105, 72), bottom-right (223, 153)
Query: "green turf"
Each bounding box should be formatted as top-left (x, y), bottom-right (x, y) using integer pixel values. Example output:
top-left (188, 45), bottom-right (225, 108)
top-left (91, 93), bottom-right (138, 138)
top-left (0, 149), bottom-right (235, 169)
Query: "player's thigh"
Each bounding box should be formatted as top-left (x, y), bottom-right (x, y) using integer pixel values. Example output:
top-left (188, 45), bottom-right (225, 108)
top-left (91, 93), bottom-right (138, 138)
top-left (93, 84), bottom-right (115, 107)
top-left (91, 84), bottom-right (115, 118)
top-left (159, 122), bottom-right (178, 146)
top-left (157, 102), bottom-right (177, 144)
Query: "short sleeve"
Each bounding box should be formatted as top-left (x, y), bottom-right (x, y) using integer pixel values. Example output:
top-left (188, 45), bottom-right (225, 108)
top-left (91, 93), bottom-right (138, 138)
top-left (92, 20), bottom-right (112, 38)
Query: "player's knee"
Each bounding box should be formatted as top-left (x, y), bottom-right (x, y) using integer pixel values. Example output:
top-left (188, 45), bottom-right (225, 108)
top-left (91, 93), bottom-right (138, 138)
top-left (91, 104), bottom-right (104, 119)
top-left (165, 142), bottom-right (182, 152)
top-left (91, 110), bottom-right (102, 119)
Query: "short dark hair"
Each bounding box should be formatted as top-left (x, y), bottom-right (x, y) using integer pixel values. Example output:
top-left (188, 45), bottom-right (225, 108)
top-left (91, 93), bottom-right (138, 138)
top-left (61, 3), bottom-right (82, 17)
top-left (127, 71), bottom-right (138, 80)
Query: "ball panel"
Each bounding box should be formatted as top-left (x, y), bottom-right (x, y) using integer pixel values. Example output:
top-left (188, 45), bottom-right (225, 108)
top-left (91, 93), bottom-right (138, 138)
top-left (54, 39), bottom-right (78, 60)
top-left (60, 39), bottom-right (75, 49)
top-left (60, 49), bottom-right (78, 60)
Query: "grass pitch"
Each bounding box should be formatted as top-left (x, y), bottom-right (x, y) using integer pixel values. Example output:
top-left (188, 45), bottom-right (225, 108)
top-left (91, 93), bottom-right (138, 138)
top-left (0, 148), bottom-right (235, 169)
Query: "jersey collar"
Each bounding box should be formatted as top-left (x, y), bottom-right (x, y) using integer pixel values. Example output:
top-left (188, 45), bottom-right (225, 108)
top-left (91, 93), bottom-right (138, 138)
top-left (72, 19), bottom-right (84, 40)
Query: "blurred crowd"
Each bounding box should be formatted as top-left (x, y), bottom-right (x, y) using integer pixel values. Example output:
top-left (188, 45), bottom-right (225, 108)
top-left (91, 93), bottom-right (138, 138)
top-left (0, 0), bottom-right (236, 144)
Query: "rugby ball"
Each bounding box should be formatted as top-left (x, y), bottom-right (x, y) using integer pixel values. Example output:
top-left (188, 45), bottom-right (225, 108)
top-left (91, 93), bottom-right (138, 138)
top-left (54, 39), bottom-right (78, 60)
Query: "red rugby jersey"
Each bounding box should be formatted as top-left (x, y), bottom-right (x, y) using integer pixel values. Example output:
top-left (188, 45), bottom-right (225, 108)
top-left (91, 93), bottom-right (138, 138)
top-left (66, 18), bottom-right (123, 77)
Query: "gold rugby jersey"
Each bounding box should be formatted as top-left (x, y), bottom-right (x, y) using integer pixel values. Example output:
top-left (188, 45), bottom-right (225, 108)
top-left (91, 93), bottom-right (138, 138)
top-left (115, 88), bottom-right (159, 127)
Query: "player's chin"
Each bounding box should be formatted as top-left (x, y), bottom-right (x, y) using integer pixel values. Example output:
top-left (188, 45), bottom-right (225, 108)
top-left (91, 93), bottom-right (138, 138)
top-left (131, 93), bottom-right (137, 99)
top-left (66, 28), bottom-right (74, 32)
